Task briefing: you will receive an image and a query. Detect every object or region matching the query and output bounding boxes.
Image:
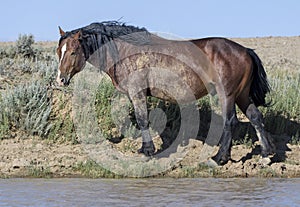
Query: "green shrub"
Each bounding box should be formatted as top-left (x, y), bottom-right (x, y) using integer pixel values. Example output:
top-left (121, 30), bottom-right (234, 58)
top-left (261, 63), bottom-right (300, 137)
top-left (94, 77), bottom-right (118, 139)
top-left (16, 34), bottom-right (35, 58)
top-left (0, 46), bottom-right (16, 58)
top-left (74, 160), bottom-right (118, 178)
top-left (0, 80), bottom-right (52, 138)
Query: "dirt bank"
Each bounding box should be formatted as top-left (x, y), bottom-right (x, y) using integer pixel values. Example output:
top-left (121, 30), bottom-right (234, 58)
top-left (0, 133), bottom-right (299, 178)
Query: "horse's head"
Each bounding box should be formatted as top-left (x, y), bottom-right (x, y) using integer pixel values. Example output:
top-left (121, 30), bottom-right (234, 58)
top-left (56, 27), bottom-right (86, 86)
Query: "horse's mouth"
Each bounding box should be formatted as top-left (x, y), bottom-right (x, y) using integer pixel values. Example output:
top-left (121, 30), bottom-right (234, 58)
top-left (62, 80), bottom-right (70, 86)
top-left (56, 75), bottom-right (71, 86)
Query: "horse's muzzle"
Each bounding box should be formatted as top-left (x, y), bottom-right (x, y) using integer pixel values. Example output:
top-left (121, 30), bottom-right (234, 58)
top-left (56, 75), bottom-right (70, 86)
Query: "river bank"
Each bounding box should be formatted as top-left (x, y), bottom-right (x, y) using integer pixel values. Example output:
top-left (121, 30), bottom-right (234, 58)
top-left (0, 132), bottom-right (299, 178)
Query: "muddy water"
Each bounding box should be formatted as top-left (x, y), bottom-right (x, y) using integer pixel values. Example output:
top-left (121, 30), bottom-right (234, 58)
top-left (0, 178), bottom-right (299, 206)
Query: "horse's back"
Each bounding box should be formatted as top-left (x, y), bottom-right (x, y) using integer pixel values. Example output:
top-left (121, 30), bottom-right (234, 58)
top-left (191, 37), bottom-right (248, 60)
top-left (191, 37), bottom-right (253, 98)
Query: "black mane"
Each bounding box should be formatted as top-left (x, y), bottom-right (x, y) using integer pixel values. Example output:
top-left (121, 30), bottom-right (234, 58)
top-left (59, 21), bottom-right (151, 69)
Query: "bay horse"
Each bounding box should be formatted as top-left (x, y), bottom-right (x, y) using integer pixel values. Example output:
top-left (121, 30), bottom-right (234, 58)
top-left (56, 21), bottom-right (275, 165)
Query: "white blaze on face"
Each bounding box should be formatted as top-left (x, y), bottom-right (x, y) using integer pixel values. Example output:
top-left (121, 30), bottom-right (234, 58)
top-left (57, 43), bottom-right (67, 85)
top-left (60, 43), bottom-right (67, 63)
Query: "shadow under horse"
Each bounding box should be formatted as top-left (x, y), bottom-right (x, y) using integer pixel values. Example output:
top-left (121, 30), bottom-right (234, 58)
top-left (56, 21), bottom-right (276, 165)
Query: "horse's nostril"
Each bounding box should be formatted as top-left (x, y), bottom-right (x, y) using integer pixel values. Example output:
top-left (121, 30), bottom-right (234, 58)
top-left (61, 78), bottom-right (65, 84)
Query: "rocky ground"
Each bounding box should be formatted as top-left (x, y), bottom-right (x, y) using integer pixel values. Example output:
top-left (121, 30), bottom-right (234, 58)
top-left (0, 36), bottom-right (299, 178)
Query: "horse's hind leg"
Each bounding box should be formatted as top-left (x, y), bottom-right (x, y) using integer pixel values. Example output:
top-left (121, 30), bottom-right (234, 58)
top-left (130, 91), bottom-right (155, 156)
top-left (246, 104), bottom-right (275, 157)
top-left (212, 96), bottom-right (239, 165)
top-left (237, 96), bottom-right (275, 158)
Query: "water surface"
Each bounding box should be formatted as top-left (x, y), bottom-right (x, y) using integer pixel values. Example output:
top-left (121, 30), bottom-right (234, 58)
top-left (0, 178), bottom-right (299, 206)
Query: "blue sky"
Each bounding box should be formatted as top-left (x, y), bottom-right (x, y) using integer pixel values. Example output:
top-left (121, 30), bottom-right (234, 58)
top-left (1, 0), bottom-right (299, 41)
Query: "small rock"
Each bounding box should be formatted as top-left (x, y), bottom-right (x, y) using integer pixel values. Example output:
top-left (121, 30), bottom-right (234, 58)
top-left (259, 157), bottom-right (272, 166)
top-left (202, 158), bottom-right (219, 168)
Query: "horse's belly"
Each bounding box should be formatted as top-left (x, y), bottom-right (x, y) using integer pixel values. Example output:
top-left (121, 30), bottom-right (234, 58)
top-left (149, 78), bottom-right (208, 104)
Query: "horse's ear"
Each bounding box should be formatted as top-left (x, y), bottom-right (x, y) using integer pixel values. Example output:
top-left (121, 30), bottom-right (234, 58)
top-left (58, 26), bottom-right (65, 36)
top-left (73, 30), bottom-right (82, 40)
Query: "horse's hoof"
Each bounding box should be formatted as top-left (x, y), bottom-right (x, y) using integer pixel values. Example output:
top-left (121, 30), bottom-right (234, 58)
top-left (261, 148), bottom-right (276, 158)
top-left (212, 154), bottom-right (230, 166)
top-left (138, 141), bottom-right (155, 156)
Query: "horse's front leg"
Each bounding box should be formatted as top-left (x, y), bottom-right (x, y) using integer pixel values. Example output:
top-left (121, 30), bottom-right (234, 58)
top-left (131, 91), bottom-right (155, 156)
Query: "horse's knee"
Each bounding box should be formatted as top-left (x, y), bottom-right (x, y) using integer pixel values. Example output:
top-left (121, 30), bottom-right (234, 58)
top-left (246, 103), bottom-right (263, 126)
top-left (224, 112), bottom-right (238, 130)
top-left (136, 117), bottom-right (148, 130)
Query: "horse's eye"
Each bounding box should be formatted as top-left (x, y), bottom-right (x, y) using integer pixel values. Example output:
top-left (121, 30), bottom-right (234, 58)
top-left (70, 52), bottom-right (76, 56)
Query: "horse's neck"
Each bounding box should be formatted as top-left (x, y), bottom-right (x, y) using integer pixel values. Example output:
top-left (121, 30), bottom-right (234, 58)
top-left (85, 39), bottom-right (131, 73)
top-left (86, 53), bottom-right (104, 70)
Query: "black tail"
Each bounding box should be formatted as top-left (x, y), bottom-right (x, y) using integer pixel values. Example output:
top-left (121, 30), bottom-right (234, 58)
top-left (247, 48), bottom-right (271, 107)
